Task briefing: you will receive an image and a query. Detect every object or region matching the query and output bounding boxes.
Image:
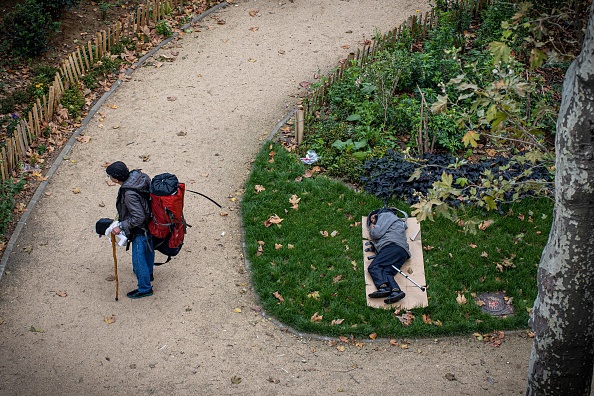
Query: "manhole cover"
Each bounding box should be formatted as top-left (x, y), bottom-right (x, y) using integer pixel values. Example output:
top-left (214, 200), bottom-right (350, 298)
top-left (476, 291), bottom-right (514, 316)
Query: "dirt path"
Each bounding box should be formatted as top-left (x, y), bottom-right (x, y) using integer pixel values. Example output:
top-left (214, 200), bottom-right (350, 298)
top-left (0, 1), bottom-right (533, 394)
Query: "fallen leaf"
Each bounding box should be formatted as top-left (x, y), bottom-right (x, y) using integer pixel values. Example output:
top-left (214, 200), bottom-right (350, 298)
top-left (29, 326), bottom-right (44, 332)
top-left (310, 312), bottom-right (323, 322)
top-left (273, 291), bottom-right (284, 302)
top-left (233, 307), bottom-right (242, 313)
top-left (72, 187), bottom-right (81, 194)
top-left (249, 27), bottom-right (259, 32)
top-left (332, 275), bottom-right (342, 283)
top-left (287, 244), bottom-right (294, 249)
top-left (369, 333), bottom-right (377, 340)
top-left (289, 194), bottom-right (300, 209)
top-left (307, 291), bottom-right (320, 299)
top-left (456, 292), bottom-right (467, 305)
top-left (319, 230), bottom-right (328, 237)
top-left (481, 251), bottom-right (489, 258)
top-left (254, 184), bottom-right (265, 193)
top-left (468, 243), bottom-right (477, 248)
top-left (55, 291), bottom-right (68, 297)
top-left (167, 96), bottom-right (177, 101)
top-left (336, 345), bottom-right (346, 352)
top-left (330, 230), bottom-right (339, 238)
top-left (264, 214), bottom-right (283, 227)
top-left (248, 9), bottom-right (259, 16)
top-left (220, 212), bottom-right (229, 216)
top-left (389, 339), bottom-right (399, 346)
top-left (332, 319), bottom-right (344, 326)
top-left (76, 135), bottom-right (91, 143)
top-left (231, 375), bottom-right (242, 384)
top-left (396, 311), bottom-right (415, 326)
top-left (104, 315), bottom-right (116, 324)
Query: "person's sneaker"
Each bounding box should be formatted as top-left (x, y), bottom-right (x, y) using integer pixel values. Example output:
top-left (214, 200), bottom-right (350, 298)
top-left (150, 274), bottom-right (154, 282)
top-left (384, 290), bottom-right (406, 304)
top-left (127, 288), bottom-right (153, 299)
top-left (368, 287), bottom-right (392, 298)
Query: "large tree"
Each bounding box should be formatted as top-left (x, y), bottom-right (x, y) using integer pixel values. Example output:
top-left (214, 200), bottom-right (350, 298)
top-left (527, 2), bottom-right (594, 394)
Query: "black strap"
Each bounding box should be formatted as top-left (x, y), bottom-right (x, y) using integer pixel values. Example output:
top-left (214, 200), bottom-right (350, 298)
top-left (186, 189), bottom-right (222, 208)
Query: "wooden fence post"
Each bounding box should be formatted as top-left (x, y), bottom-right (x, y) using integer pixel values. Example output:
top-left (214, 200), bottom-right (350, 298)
top-left (295, 107), bottom-right (304, 144)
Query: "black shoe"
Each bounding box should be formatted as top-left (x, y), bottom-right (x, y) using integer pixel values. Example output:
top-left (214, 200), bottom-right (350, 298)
top-left (150, 274), bottom-right (154, 282)
top-left (368, 287), bottom-right (392, 298)
top-left (384, 290), bottom-right (406, 304)
top-left (127, 288), bottom-right (153, 299)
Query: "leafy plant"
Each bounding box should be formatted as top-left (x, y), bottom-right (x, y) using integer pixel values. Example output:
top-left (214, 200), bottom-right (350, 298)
top-left (0, 0), bottom-right (57, 58)
top-left (156, 20), bottom-right (173, 37)
top-left (0, 177), bottom-right (26, 237)
top-left (61, 84), bottom-right (85, 119)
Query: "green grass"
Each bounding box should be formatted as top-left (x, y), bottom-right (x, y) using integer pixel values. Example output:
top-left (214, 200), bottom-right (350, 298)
top-left (241, 142), bottom-right (553, 338)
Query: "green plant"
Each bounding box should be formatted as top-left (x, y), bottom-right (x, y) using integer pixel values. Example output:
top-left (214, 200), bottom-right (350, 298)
top-left (61, 84), bottom-right (85, 119)
top-left (0, 0), bottom-right (55, 58)
top-left (98, 2), bottom-right (112, 20)
top-left (155, 20), bottom-right (173, 37)
top-left (37, 0), bottom-right (80, 18)
top-left (0, 177), bottom-right (26, 237)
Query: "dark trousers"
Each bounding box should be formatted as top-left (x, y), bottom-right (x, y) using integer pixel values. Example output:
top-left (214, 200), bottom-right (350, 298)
top-left (368, 243), bottom-right (408, 291)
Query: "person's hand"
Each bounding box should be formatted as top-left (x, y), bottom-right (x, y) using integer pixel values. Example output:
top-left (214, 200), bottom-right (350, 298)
top-left (112, 226), bottom-right (121, 235)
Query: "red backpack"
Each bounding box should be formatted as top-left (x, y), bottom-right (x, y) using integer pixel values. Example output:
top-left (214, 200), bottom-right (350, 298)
top-left (149, 173), bottom-right (187, 264)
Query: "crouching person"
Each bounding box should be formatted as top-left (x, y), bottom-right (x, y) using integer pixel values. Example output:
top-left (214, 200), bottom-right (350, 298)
top-left (367, 209), bottom-right (411, 304)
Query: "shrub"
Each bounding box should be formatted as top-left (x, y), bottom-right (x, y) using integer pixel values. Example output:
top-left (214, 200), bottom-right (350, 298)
top-left (0, 177), bottom-right (26, 237)
top-left (61, 84), bottom-right (85, 118)
top-left (37, 0), bottom-right (80, 18)
top-left (156, 20), bottom-right (173, 37)
top-left (0, 0), bottom-right (57, 58)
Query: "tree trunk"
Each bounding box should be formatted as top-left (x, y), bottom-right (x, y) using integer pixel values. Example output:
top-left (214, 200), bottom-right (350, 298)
top-left (527, 4), bottom-right (594, 395)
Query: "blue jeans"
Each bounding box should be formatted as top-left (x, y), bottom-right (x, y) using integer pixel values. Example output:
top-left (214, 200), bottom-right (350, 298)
top-left (131, 234), bottom-right (154, 293)
top-left (368, 243), bottom-right (408, 291)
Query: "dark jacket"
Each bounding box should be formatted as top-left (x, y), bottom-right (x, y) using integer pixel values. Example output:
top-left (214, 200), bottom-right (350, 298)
top-left (116, 169), bottom-right (151, 236)
top-left (368, 210), bottom-right (411, 258)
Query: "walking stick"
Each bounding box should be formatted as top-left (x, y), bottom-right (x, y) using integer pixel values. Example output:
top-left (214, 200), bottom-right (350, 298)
top-left (110, 233), bottom-right (119, 301)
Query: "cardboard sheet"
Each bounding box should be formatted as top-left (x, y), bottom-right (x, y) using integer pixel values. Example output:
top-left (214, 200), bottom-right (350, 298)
top-left (362, 216), bottom-right (428, 310)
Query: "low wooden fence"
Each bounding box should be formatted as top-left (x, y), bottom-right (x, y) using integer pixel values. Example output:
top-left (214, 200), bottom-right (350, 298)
top-left (301, 0), bottom-right (493, 132)
top-left (0, 0), bottom-right (193, 181)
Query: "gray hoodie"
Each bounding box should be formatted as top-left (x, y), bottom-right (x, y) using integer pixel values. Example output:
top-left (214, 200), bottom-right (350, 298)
top-left (116, 169), bottom-right (151, 236)
top-left (368, 210), bottom-right (411, 258)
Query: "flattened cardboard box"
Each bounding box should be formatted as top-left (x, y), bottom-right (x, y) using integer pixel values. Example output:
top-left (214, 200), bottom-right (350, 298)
top-left (362, 216), bottom-right (428, 309)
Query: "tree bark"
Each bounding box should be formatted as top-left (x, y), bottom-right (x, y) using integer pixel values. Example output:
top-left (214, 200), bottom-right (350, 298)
top-left (527, 4), bottom-right (594, 395)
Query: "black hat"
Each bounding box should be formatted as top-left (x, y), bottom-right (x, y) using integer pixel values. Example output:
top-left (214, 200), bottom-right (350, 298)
top-left (106, 161), bottom-right (130, 182)
top-left (95, 218), bottom-right (113, 236)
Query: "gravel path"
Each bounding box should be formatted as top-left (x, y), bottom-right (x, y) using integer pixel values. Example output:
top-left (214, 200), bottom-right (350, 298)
top-left (0, 1), bottom-right (532, 394)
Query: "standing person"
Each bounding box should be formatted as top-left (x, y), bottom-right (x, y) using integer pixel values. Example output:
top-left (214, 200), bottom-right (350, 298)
top-left (366, 208), bottom-right (411, 304)
top-left (106, 161), bottom-right (155, 299)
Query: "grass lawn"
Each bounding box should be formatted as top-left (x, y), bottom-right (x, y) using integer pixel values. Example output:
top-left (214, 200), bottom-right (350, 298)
top-left (241, 142), bottom-right (553, 338)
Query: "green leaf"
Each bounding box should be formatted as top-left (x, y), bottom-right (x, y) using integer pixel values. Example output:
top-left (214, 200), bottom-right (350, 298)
top-left (408, 168), bottom-right (423, 182)
top-left (352, 151), bottom-right (368, 160)
top-left (489, 41), bottom-right (511, 64)
top-left (530, 48), bottom-right (547, 70)
top-left (346, 114), bottom-right (361, 122)
top-left (455, 177), bottom-right (468, 187)
top-left (484, 196), bottom-right (498, 211)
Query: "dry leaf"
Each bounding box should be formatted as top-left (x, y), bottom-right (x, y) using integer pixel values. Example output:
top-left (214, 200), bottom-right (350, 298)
top-left (332, 319), bottom-right (344, 326)
top-left (396, 311), bottom-right (415, 326)
top-left (468, 243), bottom-right (477, 248)
top-left (220, 212), bottom-right (229, 216)
top-left (369, 333), bottom-right (377, 340)
top-left (307, 291), bottom-right (320, 299)
top-left (287, 244), bottom-right (294, 249)
top-left (233, 307), bottom-right (242, 313)
top-left (332, 275), bottom-right (342, 283)
top-left (264, 214), bottom-right (283, 227)
top-left (389, 339), bottom-right (399, 346)
top-left (273, 291), bottom-right (284, 302)
top-left (55, 291), bottom-right (68, 297)
top-left (248, 9), bottom-right (259, 16)
top-left (330, 230), bottom-right (339, 238)
top-left (274, 243), bottom-right (283, 250)
top-left (456, 292), bottom-right (467, 305)
top-left (76, 135), bottom-right (91, 143)
top-left (167, 96), bottom-right (177, 101)
top-left (289, 194), bottom-right (300, 209)
top-left (72, 187), bottom-right (81, 194)
top-left (310, 312), bottom-right (323, 322)
top-left (254, 185), bottom-right (265, 193)
top-left (479, 220), bottom-right (493, 230)
top-left (104, 315), bottom-right (116, 324)
top-left (249, 26), bottom-right (259, 32)
top-left (336, 345), bottom-right (346, 352)
top-left (481, 251), bottom-right (489, 258)
top-left (319, 230), bottom-right (328, 237)
top-left (231, 375), bottom-right (242, 384)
